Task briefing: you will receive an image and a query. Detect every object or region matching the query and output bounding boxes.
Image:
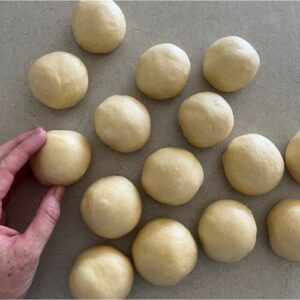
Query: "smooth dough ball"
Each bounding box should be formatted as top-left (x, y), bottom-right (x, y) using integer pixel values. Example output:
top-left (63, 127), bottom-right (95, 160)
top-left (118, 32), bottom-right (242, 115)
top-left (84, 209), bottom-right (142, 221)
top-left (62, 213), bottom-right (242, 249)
top-left (178, 92), bottom-right (234, 148)
top-left (136, 43), bottom-right (191, 100)
top-left (132, 218), bottom-right (198, 286)
top-left (29, 51), bottom-right (88, 109)
top-left (223, 134), bottom-right (284, 195)
top-left (141, 147), bottom-right (204, 205)
top-left (285, 131), bottom-right (300, 183)
top-left (198, 200), bottom-right (257, 263)
top-left (95, 95), bottom-right (151, 153)
top-left (69, 246), bottom-right (134, 299)
top-left (203, 36), bottom-right (260, 92)
top-left (268, 199), bottom-right (300, 262)
top-left (81, 176), bottom-right (142, 239)
top-left (31, 130), bottom-right (91, 186)
top-left (72, 0), bottom-right (126, 53)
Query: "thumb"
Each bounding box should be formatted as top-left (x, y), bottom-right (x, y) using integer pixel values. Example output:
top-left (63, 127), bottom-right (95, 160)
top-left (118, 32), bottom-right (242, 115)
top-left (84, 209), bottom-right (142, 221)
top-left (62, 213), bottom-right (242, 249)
top-left (23, 186), bottom-right (65, 254)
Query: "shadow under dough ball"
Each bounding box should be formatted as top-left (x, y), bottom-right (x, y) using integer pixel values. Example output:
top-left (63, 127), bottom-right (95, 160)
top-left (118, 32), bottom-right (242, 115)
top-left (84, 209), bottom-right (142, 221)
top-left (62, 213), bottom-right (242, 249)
top-left (285, 131), bottom-right (300, 183)
top-left (29, 51), bottom-right (88, 109)
top-left (198, 199), bottom-right (257, 263)
top-left (222, 134), bottom-right (284, 196)
top-left (203, 36), bottom-right (260, 92)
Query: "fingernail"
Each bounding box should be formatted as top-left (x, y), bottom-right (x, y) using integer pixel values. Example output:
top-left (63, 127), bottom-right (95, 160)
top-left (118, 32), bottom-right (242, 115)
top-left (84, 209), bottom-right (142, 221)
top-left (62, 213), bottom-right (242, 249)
top-left (33, 127), bottom-right (45, 134)
top-left (53, 186), bottom-right (65, 202)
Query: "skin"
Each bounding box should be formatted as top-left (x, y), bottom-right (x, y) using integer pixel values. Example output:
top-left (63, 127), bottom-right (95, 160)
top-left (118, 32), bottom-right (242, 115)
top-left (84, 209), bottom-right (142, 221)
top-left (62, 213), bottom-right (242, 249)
top-left (0, 127), bottom-right (65, 299)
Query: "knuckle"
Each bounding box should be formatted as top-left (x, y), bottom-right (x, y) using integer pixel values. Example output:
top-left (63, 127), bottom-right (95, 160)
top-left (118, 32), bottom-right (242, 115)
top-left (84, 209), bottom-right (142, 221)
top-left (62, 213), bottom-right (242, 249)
top-left (44, 205), bottom-right (60, 224)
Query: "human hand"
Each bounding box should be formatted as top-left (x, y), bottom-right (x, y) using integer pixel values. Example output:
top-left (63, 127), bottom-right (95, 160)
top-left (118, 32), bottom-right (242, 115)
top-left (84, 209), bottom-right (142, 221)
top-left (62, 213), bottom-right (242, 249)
top-left (0, 127), bottom-right (65, 299)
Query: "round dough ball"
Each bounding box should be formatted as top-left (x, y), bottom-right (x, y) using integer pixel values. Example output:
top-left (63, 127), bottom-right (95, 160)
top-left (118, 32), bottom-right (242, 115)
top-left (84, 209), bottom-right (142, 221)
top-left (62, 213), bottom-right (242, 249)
top-left (178, 92), bottom-right (234, 148)
top-left (141, 147), bottom-right (204, 205)
top-left (198, 200), bottom-right (257, 263)
top-left (29, 51), bottom-right (88, 109)
top-left (69, 246), bottom-right (134, 299)
top-left (268, 199), bottom-right (300, 262)
top-left (136, 43), bottom-right (191, 100)
top-left (132, 218), bottom-right (198, 286)
top-left (72, 0), bottom-right (126, 53)
top-left (223, 134), bottom-right (284, 196)
top-left (81, 176), bottom-right (142, 239)
top-left (203, 36), bottom-right (260, 92)
top-left (95, 95), bottom-right (151, 153)
top-left (285, 131), bottom-right (300, 183)
top-left (30, 130), bottom-right (91, 186)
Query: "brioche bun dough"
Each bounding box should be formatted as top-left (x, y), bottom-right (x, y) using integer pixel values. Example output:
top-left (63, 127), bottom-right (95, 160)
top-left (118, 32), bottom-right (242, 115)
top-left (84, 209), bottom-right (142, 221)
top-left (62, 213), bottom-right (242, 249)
top-left (95, 95), bottom-right (151, 153)
top-left (29, 51), bottom-right (88, 109)
top-left (203, 36), bottom-right (260, 92)
top-left (72, 0), bottom-right (126, 53)
top-left (81, 176), bottom-right (142, 239)
top-left (141, 147), bottom-right (204, 205)
top-left (136, 43), bottom-right (190, 100)
top-left (132, 218), bottom-right (198, 286)
top-left (268, 199), bottom-right (300, 262)
top-left (285, 131), bottom-right (300, 183)
top-left (178, 92), bottom-right (234, 148)
top-left (223, 134), bottom-right (284, 195)
top-left (30, 130), bottom-right (91, 186)
top-left (198, 200), bottom-right (257, 263)
top-left (69, 246), bottom-right (134, 299)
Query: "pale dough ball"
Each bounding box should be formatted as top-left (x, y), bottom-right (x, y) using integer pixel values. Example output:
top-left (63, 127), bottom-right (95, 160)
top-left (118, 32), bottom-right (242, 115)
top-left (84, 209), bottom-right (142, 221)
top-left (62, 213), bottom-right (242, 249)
top-left (72, 0), bottom-right (126, 53)
top-left (178, 92), bottom-right (234, 148)
top-left (223, 134), bottom-right (284, 195)
top-left (95, 95), bottom-right (151, 153)
top-left (31, 130), bottom-right (91, 186)
top-left (203, 36), bottom-right (260, 92)
top-left (69, 246), bottom-right (134, 299)
top-left (198, 200), bottom-right (257, 263)
top-left (81, 176), bottom-right (142, 239)
top-left (268, 199), bottom-right (300, 262)
top-left (136, 43), bottom-right (191, 100)
top-left (285, 131), bottom-right (300, 183)
top-left (141, 147), bottom-right (204, 205)
top-left (29, 51), bottom-right (88, 109)
top-left (132, 218), bottom-right (198, 286)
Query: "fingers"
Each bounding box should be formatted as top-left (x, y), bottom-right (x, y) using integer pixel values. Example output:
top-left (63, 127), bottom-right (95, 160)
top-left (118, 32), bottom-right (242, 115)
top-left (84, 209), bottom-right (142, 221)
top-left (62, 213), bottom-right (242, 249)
top-left (0, 127), bottom-right (41, 160)
top-left (0, 127), bottom-right (47, 177)
top-left (23, 186), bottom-right (65, 254)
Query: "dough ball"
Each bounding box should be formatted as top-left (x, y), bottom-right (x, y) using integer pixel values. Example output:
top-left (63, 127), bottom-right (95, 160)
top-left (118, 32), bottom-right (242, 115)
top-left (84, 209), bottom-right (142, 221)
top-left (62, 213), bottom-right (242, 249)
top-left (203, 36), bottom-right (260, 92)
top-left (29, 51), bottom-right (88, 109)
top-left (198, 200), bottom-right (257, 263)
top-left (141, 147), bottom-right (204, 205)
top-left (178, 92), bottom-right (234, 148)
top-left (132, 218), bottom-right (198, 286)
top-left (285, 131), bottom-right (300, 183)
top-left (95, 95), bottom-right (151, 153)
top-left (136, 43), bottom-right (191, 100)
top-left (31, 130), bottom-right (91, 186)
top-left (268, 199), bottom-right (300, 262)
top-left (81, 176), bottom-right (142, 239)
top-left (72, 0), bottom-right (126, 53)
top-left (223, 134), bottom-right (284, 195)
top-left (69, 246), bottom-right (134, 299)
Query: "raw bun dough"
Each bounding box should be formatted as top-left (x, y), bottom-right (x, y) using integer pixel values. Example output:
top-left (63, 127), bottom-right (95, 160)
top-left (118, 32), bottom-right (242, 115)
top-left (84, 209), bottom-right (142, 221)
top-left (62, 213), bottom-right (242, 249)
top-left (223, 134), bottom-right (284, 195)
top-left (132, 218), bottom-right (198, 286)
top-left (81, 176), bottom-right (142, 239)
top-left (198, 200), bottom-right (257, 263)
top-left (285, 131), bottom-right (300, 183)
top-left (178, 92), bottom-right (234, 148)
top-left (31, 130), bottom-right (91, 186)
top-left (72, 0), bottom-right (126, 53)
top-left (29, 51), bottom-right (88, 109)
top-left (141, 147), bottom-right (204, 205)
top-left (95, 95), bottom-right (151, 153)
top-left (268, 199), bottom-right (300, 262)
top-left (136, 43), bottom-right (191, 100)
top-left (69, 246), bottom-right (134, 299)
top-left (203, 36), bottom-right (260, 92)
